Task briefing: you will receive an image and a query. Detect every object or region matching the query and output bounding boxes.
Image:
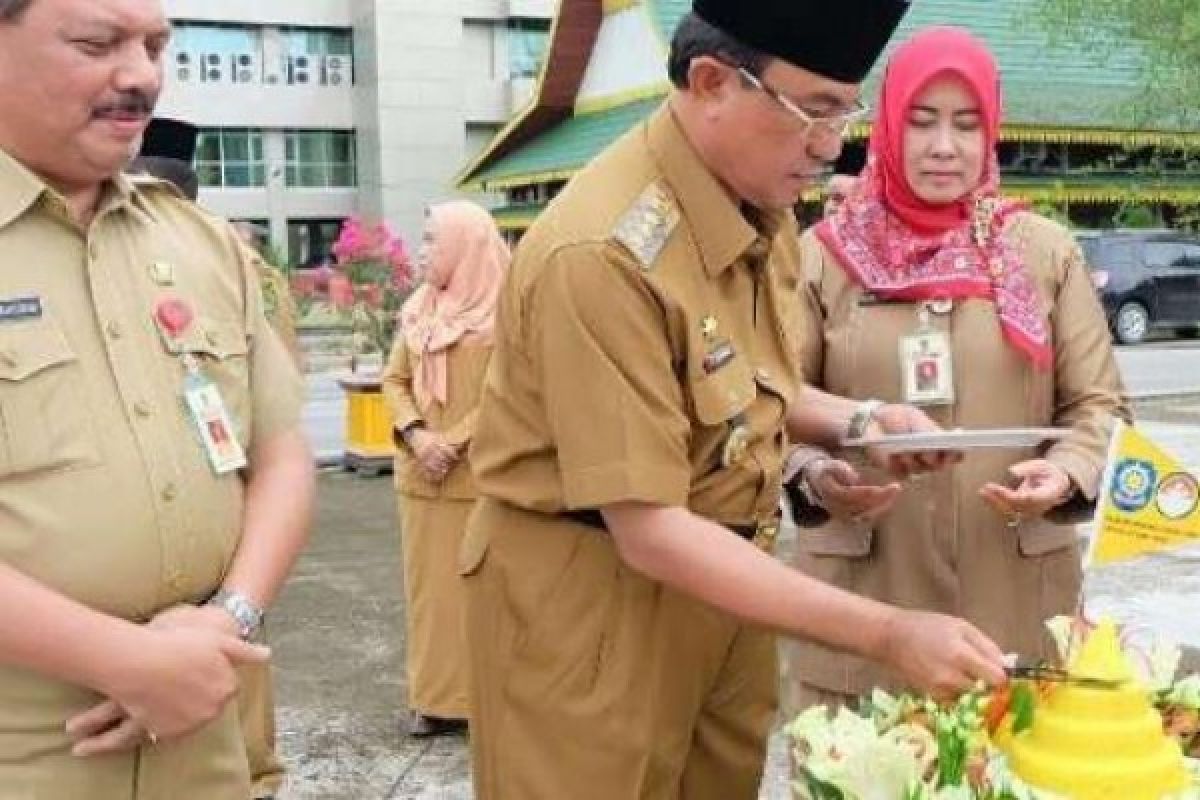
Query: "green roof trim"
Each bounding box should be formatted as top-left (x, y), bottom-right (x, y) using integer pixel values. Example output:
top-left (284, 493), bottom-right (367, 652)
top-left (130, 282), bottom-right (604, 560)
top-left (469, 97), bottom-right (661, 190)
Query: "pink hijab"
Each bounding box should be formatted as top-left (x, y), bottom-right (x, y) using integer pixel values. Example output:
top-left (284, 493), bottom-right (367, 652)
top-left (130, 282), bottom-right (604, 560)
top-left (816, 27), bottom-right (1052, 371)
top-left (399, 202), bottom-right (510, 409)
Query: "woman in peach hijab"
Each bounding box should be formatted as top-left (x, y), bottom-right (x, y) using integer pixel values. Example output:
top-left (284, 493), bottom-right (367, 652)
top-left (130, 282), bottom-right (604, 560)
top-left (382, 201), bottom-right (509, 736)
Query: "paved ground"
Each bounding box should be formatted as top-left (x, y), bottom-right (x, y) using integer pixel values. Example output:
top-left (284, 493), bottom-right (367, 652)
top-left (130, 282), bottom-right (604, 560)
top-left (272, 339), bottom-right (1200, 799)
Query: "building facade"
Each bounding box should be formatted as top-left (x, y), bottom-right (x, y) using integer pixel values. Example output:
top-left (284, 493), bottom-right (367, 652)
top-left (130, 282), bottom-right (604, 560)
top-left (460, 0), bottom-right (1200, 235)
top-left (158, 0), bottom-right (553, 265)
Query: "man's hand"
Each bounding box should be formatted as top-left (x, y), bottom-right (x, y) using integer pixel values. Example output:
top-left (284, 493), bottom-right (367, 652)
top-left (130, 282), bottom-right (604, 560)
top-left (866, 404), bottom-right (961, 476)
top-left (410, 429), bottom-right (458, 481)
top-left (148, 603), bottom-right (240, 637)
top-left (876, 609), bottom-right (1007, 701)
top-left (67, 623), bottom-right (267, 756)
top-left (805, 458), bottom-right (901, 524)
top-left (979, 459), bottom-right (1072, 526)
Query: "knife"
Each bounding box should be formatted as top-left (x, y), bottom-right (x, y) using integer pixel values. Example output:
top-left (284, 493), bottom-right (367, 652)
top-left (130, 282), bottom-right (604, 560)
top-left (1005, 664), bottom-right (1125, 690)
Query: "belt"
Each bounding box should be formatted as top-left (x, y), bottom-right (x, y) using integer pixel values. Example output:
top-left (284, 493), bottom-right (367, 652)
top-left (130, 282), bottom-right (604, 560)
top-left (562, 508), bottom-right (780, 550)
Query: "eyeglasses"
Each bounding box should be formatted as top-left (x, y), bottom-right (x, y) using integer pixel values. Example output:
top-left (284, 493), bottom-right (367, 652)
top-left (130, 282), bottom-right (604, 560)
top-left (736, 66), bottom-right (870, 138)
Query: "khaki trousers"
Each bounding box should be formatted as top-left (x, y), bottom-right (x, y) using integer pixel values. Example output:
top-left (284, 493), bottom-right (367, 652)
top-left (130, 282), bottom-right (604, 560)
top-left (461, 499), bottom-right (777, 800)
top-left (0, 697), bottom-right (248, 800)
top-left (238, 659), bottom-right (283, 798)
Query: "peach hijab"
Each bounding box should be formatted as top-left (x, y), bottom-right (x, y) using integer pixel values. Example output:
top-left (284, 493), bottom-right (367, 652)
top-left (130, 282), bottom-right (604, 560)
top-left (399, 201), bottom-right (510, 409)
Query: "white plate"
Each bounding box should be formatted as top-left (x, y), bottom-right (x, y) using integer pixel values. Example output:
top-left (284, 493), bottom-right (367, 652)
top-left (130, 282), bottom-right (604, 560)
top-left (844, 427), bottom-right (1071, 453)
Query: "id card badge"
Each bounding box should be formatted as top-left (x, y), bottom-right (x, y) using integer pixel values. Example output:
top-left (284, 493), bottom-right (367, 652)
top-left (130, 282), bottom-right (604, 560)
top-left (899, 308), bottom-right (955, 407)
top-left (182, 360), bottom-right (247, 475)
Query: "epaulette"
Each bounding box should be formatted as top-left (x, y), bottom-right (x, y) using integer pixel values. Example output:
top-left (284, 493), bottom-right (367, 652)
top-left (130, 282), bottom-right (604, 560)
top-left (612, 182), bottom-right (680, 271)
top-left (126, 171), bottom-right (188, 201)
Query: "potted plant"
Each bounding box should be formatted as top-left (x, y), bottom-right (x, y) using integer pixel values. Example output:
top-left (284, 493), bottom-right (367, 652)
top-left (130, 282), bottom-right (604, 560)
top-left (329, 216), bottom-right (414, 474)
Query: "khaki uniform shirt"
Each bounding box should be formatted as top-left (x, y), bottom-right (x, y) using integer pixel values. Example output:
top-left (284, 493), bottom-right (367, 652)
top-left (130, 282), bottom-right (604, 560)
top-left (382, 338), bottom-right (491, 500)
top-left (0, 148), bottom-right (303, 788)
top-left (469, 105), bottom-right (803, 530)
top-left (789, 213), bottom-right (1130, 695)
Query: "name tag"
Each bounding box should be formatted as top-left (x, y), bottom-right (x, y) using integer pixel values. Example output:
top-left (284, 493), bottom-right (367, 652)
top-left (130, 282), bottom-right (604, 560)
top-left (899, 331), bottom-right (955, 407)
top-left (183, 371), bottom-right (247, 475)
top-left (703, 341), bottom-right (736, 374)
top-left (0, 296), bottom-right (42, 323)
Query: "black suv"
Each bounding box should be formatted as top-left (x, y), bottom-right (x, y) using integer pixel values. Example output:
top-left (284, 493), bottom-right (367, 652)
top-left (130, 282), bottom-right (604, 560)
top-left (1078, 230), bottom-right (1200, 345)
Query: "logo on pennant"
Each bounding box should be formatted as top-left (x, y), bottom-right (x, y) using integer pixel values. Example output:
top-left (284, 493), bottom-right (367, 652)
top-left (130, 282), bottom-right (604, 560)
top-left (1110, 458), bottom-right (1156, 512)
top-left (1088, 422), bottom-right (1200, 567)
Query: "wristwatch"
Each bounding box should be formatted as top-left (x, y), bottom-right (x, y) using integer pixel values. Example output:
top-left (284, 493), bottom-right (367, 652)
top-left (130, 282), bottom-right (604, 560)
top-left (845, 398), bottom-right (886, 442)
top-left (207, 589), bottom-right (265, 640)
top-left (798, 457), bottom-right (833, 508)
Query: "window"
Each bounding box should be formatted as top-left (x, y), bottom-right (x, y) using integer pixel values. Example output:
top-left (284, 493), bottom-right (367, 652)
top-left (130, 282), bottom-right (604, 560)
top-left (288, 219), bottom-right (345, 268)
top-left (285, 131), bottom-right (357, 188)
top-left (280, 27), bottom-right (354, 85)
top-left (1084, 239), bottom-right (1137, 271)
top-left (170, 23), bottom-right (263, 84)
top-left (195, 129), bottom-right (266, 188)
top-left (1145, 242), bottom-right (1186, 269)
top-left (172, 22), bottom-right (260, 57)
top-left (507, 18), bottom-right (550, 80)
top-left (281, 27), bottom-right (353, 57)
top-left (1180, 244), bottom-right (1200, 268)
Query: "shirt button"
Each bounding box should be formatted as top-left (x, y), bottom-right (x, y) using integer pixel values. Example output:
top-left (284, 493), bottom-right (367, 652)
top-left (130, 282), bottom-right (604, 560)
top-left (161, 483), bottom-right (178, 502)
top-left (105, 320), bottom-right (122, 339)
top-left (133, 402), bottom-right (152, 418)
top-left (756, 367), bottom-right (770, 381)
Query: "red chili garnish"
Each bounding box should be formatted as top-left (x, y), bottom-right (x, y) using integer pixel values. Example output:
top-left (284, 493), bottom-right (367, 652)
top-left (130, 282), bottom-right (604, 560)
top-left (983, 685), bottom-right (1012, 734)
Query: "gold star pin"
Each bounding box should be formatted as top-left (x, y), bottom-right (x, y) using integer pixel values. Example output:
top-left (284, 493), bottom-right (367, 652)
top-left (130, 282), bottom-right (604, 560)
top-left (701, 315), bottom-right (719, 341)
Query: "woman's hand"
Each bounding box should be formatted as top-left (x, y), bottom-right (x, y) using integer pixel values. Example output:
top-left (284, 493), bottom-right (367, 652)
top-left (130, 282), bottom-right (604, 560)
top-left (410, 430), bottom-right (459, 482)
top-left (866, 404), bottom-right (963, 476)
top-left (979, 459), bottom-right (1073, 526)
top-left (806, 458), bottom-right (902, 524)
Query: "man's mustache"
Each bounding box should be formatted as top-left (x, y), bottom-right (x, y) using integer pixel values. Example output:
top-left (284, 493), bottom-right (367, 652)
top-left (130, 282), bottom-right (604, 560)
top-left (94, 91), bottom-right (156, 115)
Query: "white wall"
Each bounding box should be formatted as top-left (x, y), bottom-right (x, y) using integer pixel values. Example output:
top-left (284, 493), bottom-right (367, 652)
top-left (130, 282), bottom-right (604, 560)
top-left (157, 84), bottom-right (355, 129)
top-left (163, 0), bottom-right (354, 28)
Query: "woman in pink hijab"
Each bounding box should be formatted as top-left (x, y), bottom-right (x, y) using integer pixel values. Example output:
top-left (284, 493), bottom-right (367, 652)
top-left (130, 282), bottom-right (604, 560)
top-left (782, 27), bottom-right (1129, 711)
top-left (382, 201), bottom-right (509, 736)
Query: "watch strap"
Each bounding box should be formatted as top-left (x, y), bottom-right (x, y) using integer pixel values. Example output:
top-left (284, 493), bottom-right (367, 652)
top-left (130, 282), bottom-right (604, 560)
top-left (207, 589), bottom-right (264, 640)
top-left (845, 398), bottom-right (885, 442)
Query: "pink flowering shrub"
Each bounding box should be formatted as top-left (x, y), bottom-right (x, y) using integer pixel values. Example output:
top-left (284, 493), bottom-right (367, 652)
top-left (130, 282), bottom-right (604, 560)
top-left (329, 216), bottom-right (414, 358)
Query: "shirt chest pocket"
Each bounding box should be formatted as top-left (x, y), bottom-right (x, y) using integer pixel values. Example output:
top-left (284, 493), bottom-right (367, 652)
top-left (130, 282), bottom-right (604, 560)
top-left (0, 318), bottom-right (100, 478)
top-left (165, 318), bottom-right (252, 445)
top-left (688, 357), bottom-right (756, 468)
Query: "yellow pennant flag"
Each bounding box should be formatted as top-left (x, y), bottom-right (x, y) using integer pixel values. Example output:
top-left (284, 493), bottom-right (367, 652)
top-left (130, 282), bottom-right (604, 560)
top-left (1087, 421), bottom-right (1200, 567)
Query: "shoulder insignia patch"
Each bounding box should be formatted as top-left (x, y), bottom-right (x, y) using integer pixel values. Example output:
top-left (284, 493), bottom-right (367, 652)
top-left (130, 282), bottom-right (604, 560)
top-left (127, 172), bottom-right (188, 201)
top-left (612, 183), bottom-right (680, 271)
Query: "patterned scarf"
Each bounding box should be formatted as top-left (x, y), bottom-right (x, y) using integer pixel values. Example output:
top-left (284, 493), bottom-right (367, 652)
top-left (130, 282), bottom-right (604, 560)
top-left (816, 27), bottom-right (1052, 371)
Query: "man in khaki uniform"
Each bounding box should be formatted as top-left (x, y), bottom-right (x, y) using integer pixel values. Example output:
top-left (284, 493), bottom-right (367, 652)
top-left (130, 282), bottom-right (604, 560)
top-left (463, 3), bottom-right (1009, 798)
top-left (131, 121), bottom-right (296, 800)
top-left (0, 1), bottom-right (314, 798)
